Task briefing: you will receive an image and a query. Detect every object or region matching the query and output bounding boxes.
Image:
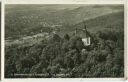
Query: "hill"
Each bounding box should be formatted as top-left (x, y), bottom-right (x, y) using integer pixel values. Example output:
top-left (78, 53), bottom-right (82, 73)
top-left (56, 11), bottom-right (124, 37)
top-left (5, 4), bottom-right (123, 40)
top-left (5, 11), bottom-right (124, 47)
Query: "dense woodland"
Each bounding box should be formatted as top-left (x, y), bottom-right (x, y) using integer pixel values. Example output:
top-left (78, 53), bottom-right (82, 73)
top-left (5, 27), bottom-right (124, 78)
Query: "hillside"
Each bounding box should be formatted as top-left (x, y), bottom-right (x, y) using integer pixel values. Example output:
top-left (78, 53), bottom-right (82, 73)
top-left (5, 4), bottom-right (123, 40)
top-left (74, 11), bottom-right (123, 32)
top-left (55, 11), bottom-right (124, 37)
top-left (5, 11), bottom-right (124, 47)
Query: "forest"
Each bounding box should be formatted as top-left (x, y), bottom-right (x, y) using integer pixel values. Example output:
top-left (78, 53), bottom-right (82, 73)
top-left (5, 27), bottom-right (124, 78)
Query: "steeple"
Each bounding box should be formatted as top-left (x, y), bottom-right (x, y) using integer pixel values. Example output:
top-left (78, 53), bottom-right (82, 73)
top-left (84, 24), bottom-right (87, 31)
top-left (82, 23), bottom-right (90, 38)
top-left (82, 22), bottom-right (91, 46)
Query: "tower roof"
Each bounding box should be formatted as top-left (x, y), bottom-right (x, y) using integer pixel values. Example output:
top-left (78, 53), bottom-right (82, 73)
top-left (83, 27), bottom-right (90, 38)
top-left (74, 23), bottom-right (91, 38)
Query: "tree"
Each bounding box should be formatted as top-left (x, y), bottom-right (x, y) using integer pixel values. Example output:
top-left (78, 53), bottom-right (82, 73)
top-left (64, 34), bottom-right (70, 41)
top-left (68, 36), bottom-right (84, 52)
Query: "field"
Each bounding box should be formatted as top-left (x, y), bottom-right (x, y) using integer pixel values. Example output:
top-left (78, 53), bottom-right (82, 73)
top-left (5, 4), bottom-right (124, 78)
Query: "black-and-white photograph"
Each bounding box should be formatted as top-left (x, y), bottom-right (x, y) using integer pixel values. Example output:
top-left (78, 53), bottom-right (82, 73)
top-left (5, 4), bottom-right (124, 78)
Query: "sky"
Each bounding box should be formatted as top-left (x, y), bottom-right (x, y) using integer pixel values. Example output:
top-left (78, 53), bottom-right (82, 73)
top-left (5, 0), bottom-right (124, 4)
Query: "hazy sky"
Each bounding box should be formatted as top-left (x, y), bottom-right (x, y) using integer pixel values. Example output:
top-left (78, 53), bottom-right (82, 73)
top-left (6, 0), bottom-right (124, 4)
